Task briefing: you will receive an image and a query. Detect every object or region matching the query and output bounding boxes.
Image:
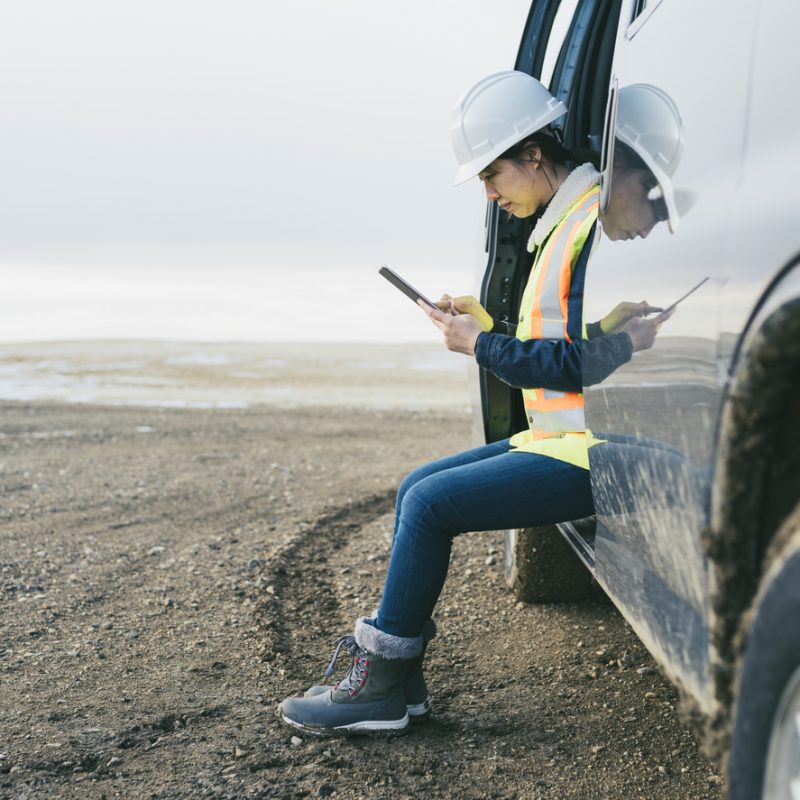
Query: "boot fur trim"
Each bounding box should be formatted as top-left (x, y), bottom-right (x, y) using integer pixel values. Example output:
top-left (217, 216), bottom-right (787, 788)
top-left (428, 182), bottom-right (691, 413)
top-left (369, 609), bottom-right (437, 644)
top-left (355, 617), bottom-right (422, 660)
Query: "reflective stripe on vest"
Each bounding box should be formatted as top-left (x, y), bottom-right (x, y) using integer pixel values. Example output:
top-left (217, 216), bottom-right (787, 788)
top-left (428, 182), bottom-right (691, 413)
top-left (517, 185), bottom-right (599, 440)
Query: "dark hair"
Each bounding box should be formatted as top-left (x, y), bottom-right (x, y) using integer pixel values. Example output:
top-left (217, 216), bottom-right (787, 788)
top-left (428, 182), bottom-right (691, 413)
top-left (612, 140), bottom-right (649, 174)
top-left (498, 130), bottom-right (601, 171)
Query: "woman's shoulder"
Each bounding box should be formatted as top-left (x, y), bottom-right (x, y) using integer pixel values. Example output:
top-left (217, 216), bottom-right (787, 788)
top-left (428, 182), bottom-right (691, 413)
top-left (528, 164), bottom-right (600, 251)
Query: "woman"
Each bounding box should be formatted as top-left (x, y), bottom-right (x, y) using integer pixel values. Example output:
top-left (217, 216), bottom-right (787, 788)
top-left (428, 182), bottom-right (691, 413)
top-left (279, 71), bottom-right (660, 736)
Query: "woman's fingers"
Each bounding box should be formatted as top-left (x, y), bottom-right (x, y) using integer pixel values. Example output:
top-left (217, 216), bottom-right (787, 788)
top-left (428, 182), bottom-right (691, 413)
top-left (441, 313), bottom-right (484, 355)
top-left (418, 299), bottom-right (450, 327)
top-left (434, 293), bottom-right (453, 312)
top-left (418, 300), bottom-right (482, 355)
top-left (653, 306), bottom-right (676, 325)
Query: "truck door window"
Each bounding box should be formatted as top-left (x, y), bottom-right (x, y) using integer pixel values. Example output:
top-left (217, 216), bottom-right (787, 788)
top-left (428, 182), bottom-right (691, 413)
top-left (627, 0), bottom-right (664, 39)
top-left (539, 0), bottom-right (581, 89)
top-left (633, 0), bottom-right (661, 16)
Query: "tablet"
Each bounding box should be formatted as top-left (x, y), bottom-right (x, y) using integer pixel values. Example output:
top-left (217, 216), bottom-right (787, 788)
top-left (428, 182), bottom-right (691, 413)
top-left (662, 276), bottom-right (709, 313)
top-left (379, 265), bottom-right (439, 310)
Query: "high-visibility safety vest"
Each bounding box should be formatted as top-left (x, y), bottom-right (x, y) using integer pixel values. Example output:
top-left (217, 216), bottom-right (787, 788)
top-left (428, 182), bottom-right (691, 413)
top-left (508, 183), bottom-right (600, 469)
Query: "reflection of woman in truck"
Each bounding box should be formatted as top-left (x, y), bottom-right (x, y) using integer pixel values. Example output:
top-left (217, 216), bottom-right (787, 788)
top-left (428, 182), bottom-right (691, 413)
top-left (601, 83), bottom-right (693, 243)
top-left (279, 72), bottom-right (666, 737)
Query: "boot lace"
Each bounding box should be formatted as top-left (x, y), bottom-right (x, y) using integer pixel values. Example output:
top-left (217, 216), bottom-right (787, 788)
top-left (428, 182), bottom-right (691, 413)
top-left (323, 635), bottom-right (370, 697)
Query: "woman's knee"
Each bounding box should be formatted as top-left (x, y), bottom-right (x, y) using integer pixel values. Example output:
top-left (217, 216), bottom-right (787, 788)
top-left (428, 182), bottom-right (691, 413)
top-left (400, 476), bottom-right (464, 537)
top-left (396, 461), bottom-right (438, 512)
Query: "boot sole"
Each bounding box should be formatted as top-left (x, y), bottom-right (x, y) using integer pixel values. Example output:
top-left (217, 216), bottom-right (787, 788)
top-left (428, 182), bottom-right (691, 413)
top-left (281, 712), bottom-right (410, 737)
top-left (303, 686), bottom-right (433, 721)
top-left (407, 698), bottom-right (431, 722)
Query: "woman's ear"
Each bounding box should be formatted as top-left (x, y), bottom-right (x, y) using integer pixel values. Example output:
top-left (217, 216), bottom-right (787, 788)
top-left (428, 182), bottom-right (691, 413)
top-left (524, 143), bottom-right (542, 166)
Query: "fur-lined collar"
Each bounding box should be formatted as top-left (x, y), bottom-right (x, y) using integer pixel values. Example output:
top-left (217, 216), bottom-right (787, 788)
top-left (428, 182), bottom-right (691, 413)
top-left (527, 163), bottom-right (600, 251)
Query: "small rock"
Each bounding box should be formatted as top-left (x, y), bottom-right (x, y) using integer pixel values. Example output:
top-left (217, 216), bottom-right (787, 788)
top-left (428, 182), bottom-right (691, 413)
top-left (290, 735), bottom-right (303, 747)
top-left (248, 559), bottom-right (262, 569)
top-left (234, 747), bottom-right (245, 758)
top-left (617, 652), bottom-right (637, 669)
top-left (147, 546), bottom-right (165, 556)
top-left (107, 757), bottom-right (122, 768)
top-left (485, 556), bottom-right (496, 567)
top-left (266, 585), bottom-right (276, 595)
top-left (317, 785), bottom-right (335, 797)
top-left (126, 629), bottom-right (141, 640)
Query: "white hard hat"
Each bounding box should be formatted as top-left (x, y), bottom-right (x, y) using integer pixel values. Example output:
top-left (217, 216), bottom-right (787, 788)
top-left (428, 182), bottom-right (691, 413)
top-left (615, 83), bottom-right (689, 232)
top-left (451, 70), bottom-right (567, 186)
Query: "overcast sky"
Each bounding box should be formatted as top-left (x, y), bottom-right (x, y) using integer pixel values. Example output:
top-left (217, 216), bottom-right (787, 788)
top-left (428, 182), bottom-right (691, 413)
top-left (0, 1), bottom-right (532, 341)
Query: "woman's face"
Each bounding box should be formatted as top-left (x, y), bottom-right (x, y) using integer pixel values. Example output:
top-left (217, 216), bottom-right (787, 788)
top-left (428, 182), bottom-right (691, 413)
top-left (478, 156), bottom-right (545, 219)
top-left (601, 169), bottom-right (662, 241)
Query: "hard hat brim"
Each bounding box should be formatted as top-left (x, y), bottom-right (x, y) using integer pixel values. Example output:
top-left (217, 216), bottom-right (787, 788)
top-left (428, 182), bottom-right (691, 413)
top-left (653, 171), bottom-right (697, 234)
top-left (452, 101), bottom-right (568, 186)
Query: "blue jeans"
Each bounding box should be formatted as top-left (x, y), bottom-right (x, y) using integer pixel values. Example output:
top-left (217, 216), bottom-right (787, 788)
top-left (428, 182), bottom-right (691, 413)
top-left (375, 438), bottom-right (594, 638)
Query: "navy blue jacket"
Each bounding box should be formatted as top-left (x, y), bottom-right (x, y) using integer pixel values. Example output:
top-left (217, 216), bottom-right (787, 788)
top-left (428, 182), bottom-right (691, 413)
top-left (474, 222), bottom-right (633, 393)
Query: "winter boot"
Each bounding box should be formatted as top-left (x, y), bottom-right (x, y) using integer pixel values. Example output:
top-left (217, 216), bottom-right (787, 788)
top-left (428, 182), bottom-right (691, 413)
top-left (304, 617), bottom-right (436, 720)
top-left (279, 617), bottom-right (421, 736)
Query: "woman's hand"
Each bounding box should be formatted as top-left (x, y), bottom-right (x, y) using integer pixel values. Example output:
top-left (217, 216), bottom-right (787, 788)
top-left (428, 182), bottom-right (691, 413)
top-left (418, 300), bottom-right (484, 356)
top-left (434, 293), bottom-right (454, 312)
top-left (449, 295), bottom-right (494, 332)
top-left (623, 307), bottom-right (675, 351)
top-left (600, 300), bottom-right (663, 334)
top-left (433, 294), bottom-right (494, 332)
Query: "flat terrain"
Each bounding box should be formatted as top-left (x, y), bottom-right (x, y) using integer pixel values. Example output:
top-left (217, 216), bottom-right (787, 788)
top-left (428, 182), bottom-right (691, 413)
top-left (0, 341), bottom-right (723, 799)
top-left (0, 394), bottom-right (724, 799)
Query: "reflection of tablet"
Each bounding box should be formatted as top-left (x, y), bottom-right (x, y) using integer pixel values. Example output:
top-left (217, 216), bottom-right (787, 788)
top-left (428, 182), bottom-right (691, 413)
top-left (663, 277), bottom-right (709, 313)
top-left (379, 265), bottom-right (439, 310)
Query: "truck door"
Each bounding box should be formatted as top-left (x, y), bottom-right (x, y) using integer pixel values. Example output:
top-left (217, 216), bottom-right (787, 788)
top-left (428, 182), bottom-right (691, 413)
top-left (582, 0), bottom-right (757, 710)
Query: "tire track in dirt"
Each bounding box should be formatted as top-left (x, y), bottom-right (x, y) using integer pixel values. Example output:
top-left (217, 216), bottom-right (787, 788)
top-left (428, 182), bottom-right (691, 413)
top-left (251, 490), bottom-right (395, 677)
top-left (250, 498), bottom-right (725, 800)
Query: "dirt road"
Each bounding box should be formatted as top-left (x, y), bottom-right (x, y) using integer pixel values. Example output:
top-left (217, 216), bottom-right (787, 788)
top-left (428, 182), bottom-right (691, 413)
top-left (0, 401), bottom-right (722, 799)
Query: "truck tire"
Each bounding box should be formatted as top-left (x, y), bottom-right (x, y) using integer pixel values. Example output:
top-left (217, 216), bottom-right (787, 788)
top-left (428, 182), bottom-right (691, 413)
top-left (728, 510), bottom-right (800, 800)
top-left (504, 525), bottom-right (593, 603)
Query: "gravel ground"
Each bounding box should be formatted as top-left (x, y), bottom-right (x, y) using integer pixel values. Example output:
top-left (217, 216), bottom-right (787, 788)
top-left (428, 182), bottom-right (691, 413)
top-left (0, 401), bottom-right (723, 799)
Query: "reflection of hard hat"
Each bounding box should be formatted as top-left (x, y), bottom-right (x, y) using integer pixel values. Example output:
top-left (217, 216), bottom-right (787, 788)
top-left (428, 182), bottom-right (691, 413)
top-left (616, 84), bottom-right (687, 232)
top-left (451, 70), bottom-right (567, 186)
top-left (648, 185), bottom-right (697, 220)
